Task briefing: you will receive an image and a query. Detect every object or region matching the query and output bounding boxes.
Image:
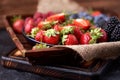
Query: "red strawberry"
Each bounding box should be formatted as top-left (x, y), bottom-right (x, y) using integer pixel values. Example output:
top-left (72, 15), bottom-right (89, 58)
top-left (13, 19), bottom-right (24, 33)
top-left (62, 34), bottom-right (78, 45)
top-left (91, 11), bottom-right (101, 16)
top-left (80, 28), bottom-right (103, 44)
top-left (37, 21), bottom-right (58, 30)
top-left (80, 32), bottom-right (92, 44)
top-left (35, 30), bottom-right (45, 42)
top-left (33, 12), bottom-right (43, 19)
top-left (44, 29), bottom-right (60, 45)
top-left (98, 29), bottom-right (108, 42)
top-left (12, 16), bottom-right (24, 33)
top-left (34, 17), bottom-right (42, 26)
top-left (24, 18), bottom-right (34, 34)
top-left (46, 13), bottom-right (66, 22)
top-left (73, 26), bottom-right (83, 40)
top-left (24, 17), bottom-right (32, 26)
top-left (53, 24), bottom-right (62, 31)
top-left (45, 11), bottom-right (55, 18)
top-left (73, 19), bottom-right (90, 30)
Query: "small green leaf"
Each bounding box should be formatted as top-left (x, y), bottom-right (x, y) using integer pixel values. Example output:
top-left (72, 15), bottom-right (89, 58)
top-left (11, 15), bottom-right (22, 23)
top-left (45, 29), bottom-right (59, 37)
top-left (61, 26), bottom-right (74, 35)
top-left (33, 43), bottom-right (49, 49)
top-left (30, 27), bottom-right (39, 38)
top-left (62, 35), bottom-right (68, 45)
top-left (89, 28), bottom-right (103, 44)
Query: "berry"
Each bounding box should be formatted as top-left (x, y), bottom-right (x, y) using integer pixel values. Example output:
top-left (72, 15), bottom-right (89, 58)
top-left (62, 34), bottom-right (78, 45)
top-left (104, 16), bottom-right (120, 40)
top-left (73, 19), bottom-right (90, 30)
top-left (110, 23), bottom-right (120, 41)
top-left (93, 14), bottom-right (109, 24)
top-left (78, 11), bottom-right (93, 21)
top-left (33, 12), bottom-right (43, 19)
top-left (96, 19), bottom-right (106, 29)
top-left (80, 28), bottom-right (103, 44)
top-left (44, 29), bottom-right (60, 45)
top-left (69, 13), bottom-right (78, 19)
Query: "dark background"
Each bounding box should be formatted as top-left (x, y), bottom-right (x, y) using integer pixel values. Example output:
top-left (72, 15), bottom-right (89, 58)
top-left (0, 0), bottom-right (120, 80)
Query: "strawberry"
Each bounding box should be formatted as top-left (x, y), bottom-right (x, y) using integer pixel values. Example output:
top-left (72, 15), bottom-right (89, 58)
top-left (44, 29), bottom-right (60, 45)
top-left (45, 11), bottom-right (55, 18)
top-left (37, 21), bottom-right (58, 30)
top-left (60, 26), bottom-right (74, 35)
top-left (24, 18), bottom-right (34, 34)
top-left (46, 13), bottom-right (67, 22)
top-left (35, 30), bottom-right (45, 42)
top-left (73, 19), bottom-right (90, 30)
top-left (13, 19), bottom-right (24, 33)
top-left (80, 32), bottom-right (92, 44)
top-left (80, 28), bottom-right (103, 44)
top-left (91, 11), bottom-right (101, 16)
top-left (98, 29), bottom-right (108, 42)
top-left (62, 34), bottom-right (78, 45)
top-left (53, 24), bottom-right (62, 31)
top-left (33, 12), bottom-right (43, 20)
top-left (73, 26), bottom-right (83, 40)
top-left (12, 16), bottom-right (24, 33)
top-left (30, 27), bottom-right (39, 38)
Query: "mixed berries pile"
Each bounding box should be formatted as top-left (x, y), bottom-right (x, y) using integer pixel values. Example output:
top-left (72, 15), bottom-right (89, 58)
top-left (12, 10), bottom-right (120, 49)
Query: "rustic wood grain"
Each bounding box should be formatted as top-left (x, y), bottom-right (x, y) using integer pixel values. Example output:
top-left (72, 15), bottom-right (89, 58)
top-left (0, 0), bottom-right (120, 28)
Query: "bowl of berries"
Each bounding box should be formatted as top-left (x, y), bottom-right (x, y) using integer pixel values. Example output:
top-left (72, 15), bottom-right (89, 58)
top-left (22, 10), bottom-right (113, 48)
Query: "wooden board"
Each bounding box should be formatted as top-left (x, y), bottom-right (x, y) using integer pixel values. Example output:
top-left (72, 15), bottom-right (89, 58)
top-left (1, 48), bottom-right (113, 80)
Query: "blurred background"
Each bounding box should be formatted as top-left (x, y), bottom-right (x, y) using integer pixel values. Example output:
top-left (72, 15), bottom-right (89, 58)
top-left (0, 0), bottom-right (120, 27)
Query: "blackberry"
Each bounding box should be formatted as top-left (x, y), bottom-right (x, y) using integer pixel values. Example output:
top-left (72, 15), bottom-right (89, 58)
top-left (103, 16), bottom-right (120, 40)
top-left (110, 23), bottom-right (120, 41)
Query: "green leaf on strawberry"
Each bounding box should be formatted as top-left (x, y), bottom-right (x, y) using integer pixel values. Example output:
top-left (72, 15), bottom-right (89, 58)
top-left (62, 35), bottom-right (68, 45)
top-left (61, 19), bottom-right (73, 26)
top-left (89, 28), bottom-right (103, 44)
top-left (62, 34), bottom-right (78, 45)
top-left (32, 43), bottom-right (49, 50)
top-left (61, 26), bottom-right (74, 35)
top-left (11, 15), bottom-right (22, 23)
top-left (45, 29), bottom-right (59, 38)
top-left (30, 27), bottom-right (39, 38)
top-left (38, 21), bottom-right (58, 30)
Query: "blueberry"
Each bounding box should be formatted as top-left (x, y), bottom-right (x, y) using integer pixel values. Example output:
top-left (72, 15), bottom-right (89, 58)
top-left (69, 13), bottom-right (79, 19)
top-left (78, 11), bottom-right (93, 21)
top-left (93, 14), bottom-right (110, 24)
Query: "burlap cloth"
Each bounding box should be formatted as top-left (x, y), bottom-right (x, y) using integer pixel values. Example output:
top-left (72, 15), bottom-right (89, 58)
top-left (54, 41), bottom-right (120, 61)
top-left (37, 0), bottom-right (84, 13)
top-left (37, 0), bottom-right (120, 61)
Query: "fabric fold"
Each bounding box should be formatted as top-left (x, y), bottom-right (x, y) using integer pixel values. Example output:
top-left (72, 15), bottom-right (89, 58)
top-left (54, 41), bottom-right (120, 61)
